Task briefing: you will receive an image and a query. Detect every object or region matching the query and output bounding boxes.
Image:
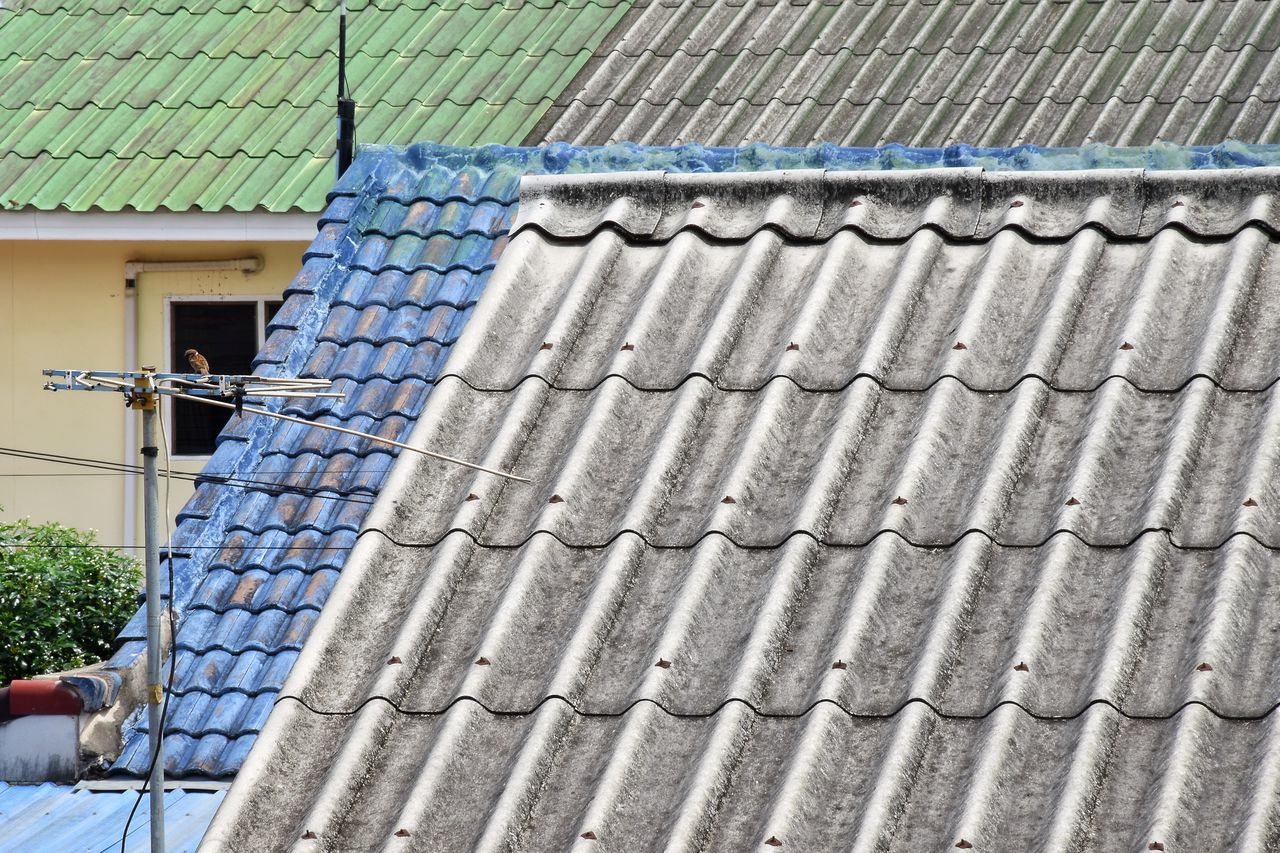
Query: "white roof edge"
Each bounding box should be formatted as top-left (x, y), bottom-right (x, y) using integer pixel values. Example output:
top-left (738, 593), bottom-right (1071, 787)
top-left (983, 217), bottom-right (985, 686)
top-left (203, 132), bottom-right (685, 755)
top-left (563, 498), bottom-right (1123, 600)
top-left (0, 210), bottom-right (320, 241)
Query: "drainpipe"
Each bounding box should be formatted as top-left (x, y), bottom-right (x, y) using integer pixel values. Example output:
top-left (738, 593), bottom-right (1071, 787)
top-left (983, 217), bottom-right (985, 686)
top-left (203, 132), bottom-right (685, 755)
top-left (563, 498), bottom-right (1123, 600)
top-left (123, 277), bottom-right (138, 548)
top-left (120, 257), bottom-right (262, 549)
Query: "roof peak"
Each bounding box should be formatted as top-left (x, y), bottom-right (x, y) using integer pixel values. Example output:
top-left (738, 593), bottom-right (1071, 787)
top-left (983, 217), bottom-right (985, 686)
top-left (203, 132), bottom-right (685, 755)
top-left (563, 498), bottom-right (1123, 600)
top-left (513, 165), bottom-right (1280, 242)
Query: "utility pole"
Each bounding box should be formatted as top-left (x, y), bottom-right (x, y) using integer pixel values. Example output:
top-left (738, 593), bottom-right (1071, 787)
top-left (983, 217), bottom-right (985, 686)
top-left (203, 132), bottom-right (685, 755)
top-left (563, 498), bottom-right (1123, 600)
top-left (136, 371), bottom-right (165, 853)
top-left (42, 368), bottom-right (340, 850)
top-left (40, 366), bottom-right (529, 848)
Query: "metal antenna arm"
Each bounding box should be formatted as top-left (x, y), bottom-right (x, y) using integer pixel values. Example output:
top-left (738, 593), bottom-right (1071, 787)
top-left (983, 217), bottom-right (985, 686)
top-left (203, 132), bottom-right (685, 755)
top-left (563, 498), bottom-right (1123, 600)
top-left (186, 394), bottom-right (531, 484)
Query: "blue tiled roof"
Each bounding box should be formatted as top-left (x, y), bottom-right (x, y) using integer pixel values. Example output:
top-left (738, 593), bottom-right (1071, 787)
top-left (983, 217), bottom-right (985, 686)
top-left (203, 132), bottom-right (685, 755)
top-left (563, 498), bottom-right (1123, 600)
top-left (103, 139), bottom-right (1280, 780)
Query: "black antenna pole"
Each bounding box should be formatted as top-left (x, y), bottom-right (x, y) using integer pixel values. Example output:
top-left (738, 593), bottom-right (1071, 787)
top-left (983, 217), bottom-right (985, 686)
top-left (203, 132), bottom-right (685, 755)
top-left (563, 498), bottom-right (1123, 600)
top-left (336, 0), bottom-right (355, 178)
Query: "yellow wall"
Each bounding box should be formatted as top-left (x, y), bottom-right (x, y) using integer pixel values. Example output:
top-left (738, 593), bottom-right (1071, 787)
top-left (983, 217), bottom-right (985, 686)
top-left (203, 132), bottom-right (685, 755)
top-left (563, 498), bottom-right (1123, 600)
top-left (0, 241), bottom-right (308, 552)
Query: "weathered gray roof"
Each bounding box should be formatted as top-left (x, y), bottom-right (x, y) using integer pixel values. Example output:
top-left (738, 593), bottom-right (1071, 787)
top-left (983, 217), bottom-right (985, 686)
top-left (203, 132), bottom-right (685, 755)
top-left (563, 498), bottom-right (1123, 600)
top-left (203, 168), bottom-right (1280, 852)
top-left (530, 0), bottom-right (1280, 147)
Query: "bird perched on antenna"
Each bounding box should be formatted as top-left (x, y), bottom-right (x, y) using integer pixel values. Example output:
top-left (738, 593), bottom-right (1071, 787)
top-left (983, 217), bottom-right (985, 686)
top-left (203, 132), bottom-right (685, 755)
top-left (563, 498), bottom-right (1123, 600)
top-left (185, 348), bottom-right (210, 376)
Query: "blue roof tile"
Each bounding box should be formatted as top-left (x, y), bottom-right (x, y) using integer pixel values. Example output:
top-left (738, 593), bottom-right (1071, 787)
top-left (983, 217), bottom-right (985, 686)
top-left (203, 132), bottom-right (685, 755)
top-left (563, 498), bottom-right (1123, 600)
top-left (104, 139), bottom-right (1280, 781)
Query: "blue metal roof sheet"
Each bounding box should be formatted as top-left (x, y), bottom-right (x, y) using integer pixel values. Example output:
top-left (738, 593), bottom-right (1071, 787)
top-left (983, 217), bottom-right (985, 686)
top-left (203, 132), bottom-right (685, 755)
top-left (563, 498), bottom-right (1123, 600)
top-left (99, 139), bottom-right (1280, 783)
top-left (0, 782), bottom-right (224, 853)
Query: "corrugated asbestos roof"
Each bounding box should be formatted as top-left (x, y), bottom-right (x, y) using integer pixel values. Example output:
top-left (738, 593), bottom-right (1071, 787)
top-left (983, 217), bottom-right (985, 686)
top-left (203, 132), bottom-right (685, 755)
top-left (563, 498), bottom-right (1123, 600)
top-left (114, 139), bottom-right (1179, 781)
top-left (0, 0), bottom-right (629, 211)
top-left (203, 163), bottom-right (1280, 850)
top-left (531, 0), bottom-right (1280, 148)
top-left (0, 782), bottom-right (224, 852)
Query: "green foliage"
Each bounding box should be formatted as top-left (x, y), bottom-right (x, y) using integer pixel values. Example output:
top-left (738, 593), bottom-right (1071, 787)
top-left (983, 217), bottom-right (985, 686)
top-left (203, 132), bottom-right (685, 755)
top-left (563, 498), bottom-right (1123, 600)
top-left (0, 517), bottom-right (141, 684)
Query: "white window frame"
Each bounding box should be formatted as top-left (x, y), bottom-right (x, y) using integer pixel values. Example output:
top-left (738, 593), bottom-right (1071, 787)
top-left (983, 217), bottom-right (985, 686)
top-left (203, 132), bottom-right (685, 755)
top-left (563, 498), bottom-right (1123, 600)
top-left (163, 294), bottom-right (284, 460)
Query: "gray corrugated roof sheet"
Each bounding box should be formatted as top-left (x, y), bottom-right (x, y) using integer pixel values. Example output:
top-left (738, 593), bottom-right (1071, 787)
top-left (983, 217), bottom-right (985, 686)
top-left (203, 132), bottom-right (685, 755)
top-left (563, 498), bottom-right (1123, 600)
top-left (530, 0), bottom-right (1280, 148)
top-left (203, 166), bottom-right (1280, 851)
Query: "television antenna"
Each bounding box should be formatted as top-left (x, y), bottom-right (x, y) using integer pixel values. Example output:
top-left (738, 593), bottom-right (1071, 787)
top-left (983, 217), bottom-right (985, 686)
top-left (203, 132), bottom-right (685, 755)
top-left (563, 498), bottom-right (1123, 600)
top-left (42, 367), bottom-right (528, 849)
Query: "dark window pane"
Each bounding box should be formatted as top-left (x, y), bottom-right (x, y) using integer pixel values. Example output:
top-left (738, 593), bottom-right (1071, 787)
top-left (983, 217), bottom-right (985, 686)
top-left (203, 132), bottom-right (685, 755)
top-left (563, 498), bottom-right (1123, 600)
top-left (265, 300), bottom-right (284, 326)
top-left (170, 302), bottom-right (258, 456)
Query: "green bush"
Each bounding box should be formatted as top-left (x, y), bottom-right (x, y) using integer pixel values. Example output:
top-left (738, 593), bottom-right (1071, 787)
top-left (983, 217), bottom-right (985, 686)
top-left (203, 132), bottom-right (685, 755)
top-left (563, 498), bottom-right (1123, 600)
top-left (0, 517), bottom-right (142, 685)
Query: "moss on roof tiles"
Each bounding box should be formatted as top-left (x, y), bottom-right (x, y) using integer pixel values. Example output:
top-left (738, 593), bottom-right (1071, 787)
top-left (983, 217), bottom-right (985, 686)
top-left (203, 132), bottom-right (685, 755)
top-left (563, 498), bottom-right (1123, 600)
top-left (0, 0), bottom-right (632, 212)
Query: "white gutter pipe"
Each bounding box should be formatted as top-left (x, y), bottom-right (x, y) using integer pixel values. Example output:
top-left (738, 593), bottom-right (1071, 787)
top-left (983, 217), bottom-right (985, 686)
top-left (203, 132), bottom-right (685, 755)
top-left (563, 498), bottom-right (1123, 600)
top-left (124, 258), bottom-right (263, 279)
top-left (120, 257), bottom-right (263, 549)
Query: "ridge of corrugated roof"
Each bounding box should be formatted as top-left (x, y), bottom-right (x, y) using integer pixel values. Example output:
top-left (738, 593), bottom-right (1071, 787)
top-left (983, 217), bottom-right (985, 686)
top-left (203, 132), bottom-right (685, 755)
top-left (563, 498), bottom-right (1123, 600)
top-left (513, 166), bottom-right (1280, 240)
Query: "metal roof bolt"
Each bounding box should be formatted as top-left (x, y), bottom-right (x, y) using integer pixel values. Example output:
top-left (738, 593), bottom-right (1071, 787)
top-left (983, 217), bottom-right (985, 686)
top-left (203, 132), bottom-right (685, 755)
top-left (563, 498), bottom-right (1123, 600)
top-left (394, 829), bottom-right (410, 838)
top-left (1196, 662), bottom-right (1213, 672)
top-left (832, 660), bottom-right (848, 670)
top-left (956, 840), bottom-right (973, 850)
top-left (1244, 498), bottom-right (1258, 507)
top-left (549, 494), bottom-right (565, 504)
top-left (851, 200), bottom-right (863, 207)
top-left (1009, 200), bottom-right (1024, 209)
top-left (952, 341), bottom-right (967, 350)
top-left (387, 656), bottom-right (402, 665)
top-left (464, 493), bottom-right (479, 502)
top-left (620, 342), bottom-right (635, 351)
top-left (581, 831), bottom-right (598, 840)
top-left (1014, 661), bottom-right (1029, 672)
top-left (722, 495), bottom-right (736, 504)
top-left (1148, 843), bottom-right (1165, 852)
top-left (540, 342), bottom-right (554, 351)
top-left (655, 658), bottom-right (672, 669)
top-left (302, 831), bottom-right (318, 840)
top-left (765, 837), bottom-right (783, 847)
top-left (892, 496), bottom-right (908, 506)
top-left (475, 656), bottom-right (491, 666)
top-left (786, 342), bottom-right (800, 352)
top-left (1171, 200), bottom-right (1185, 208)
top-left (1065, 497), bottom-right (1080, 507)
top-left (1119, 341), bottom-right (1135, 351)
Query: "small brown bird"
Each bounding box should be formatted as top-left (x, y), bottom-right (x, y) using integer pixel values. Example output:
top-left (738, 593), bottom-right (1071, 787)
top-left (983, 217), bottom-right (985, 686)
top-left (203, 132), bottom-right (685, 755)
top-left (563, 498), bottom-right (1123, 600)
top-left (185, 348), bottom-right (210, 376)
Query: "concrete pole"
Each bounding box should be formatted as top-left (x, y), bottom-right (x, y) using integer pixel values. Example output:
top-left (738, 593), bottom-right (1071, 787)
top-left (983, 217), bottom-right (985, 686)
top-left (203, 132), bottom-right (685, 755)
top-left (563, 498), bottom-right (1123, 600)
top-left (140, 401), bottom-right (165, 851)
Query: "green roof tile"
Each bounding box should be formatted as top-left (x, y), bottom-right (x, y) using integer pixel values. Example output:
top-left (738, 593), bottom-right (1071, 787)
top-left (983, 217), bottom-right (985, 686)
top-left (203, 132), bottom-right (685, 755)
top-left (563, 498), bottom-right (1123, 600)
top-left (0, 0), bottom-right (631, 211)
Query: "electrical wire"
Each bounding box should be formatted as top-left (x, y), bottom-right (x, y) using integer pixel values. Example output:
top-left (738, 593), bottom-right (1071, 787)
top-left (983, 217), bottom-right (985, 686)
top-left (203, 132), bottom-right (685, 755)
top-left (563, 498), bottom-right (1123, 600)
top-left (0, 542), bottom-right (357, 551)
top-left (0, 447), bottom-right (380, 507)
top-left (0, 445), bottom-right (391, 485)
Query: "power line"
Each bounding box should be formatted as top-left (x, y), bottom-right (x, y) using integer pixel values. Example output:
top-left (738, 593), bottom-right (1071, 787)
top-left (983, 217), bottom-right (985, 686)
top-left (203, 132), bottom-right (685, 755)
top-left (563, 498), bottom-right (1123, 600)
top-left (0, 447), bottom-right (379, 506)
top-left (0, 542), bottom-right (359, 551)
top-left (1, 470), bottom-right (391, 477)
top-left (0, 445), bottom-right (389, 482)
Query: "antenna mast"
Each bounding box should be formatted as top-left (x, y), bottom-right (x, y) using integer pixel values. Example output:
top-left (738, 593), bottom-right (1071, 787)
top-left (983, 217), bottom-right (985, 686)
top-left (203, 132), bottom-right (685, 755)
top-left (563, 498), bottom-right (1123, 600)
top-left (40, 366), bottom-right (528, 846)
top-left (336, 0), bottom-right (355, 177)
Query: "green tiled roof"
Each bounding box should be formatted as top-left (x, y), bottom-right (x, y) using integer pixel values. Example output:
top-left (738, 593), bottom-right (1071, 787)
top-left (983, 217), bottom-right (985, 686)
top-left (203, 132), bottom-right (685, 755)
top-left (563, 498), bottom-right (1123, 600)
top-left (0, 0), bottom-right (630, 212)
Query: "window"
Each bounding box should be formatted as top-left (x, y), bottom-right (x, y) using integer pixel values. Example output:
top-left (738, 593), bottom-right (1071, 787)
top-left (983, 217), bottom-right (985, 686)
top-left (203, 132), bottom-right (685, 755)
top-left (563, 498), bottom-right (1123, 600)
top-left (169, 299), bottom-right (283, 456)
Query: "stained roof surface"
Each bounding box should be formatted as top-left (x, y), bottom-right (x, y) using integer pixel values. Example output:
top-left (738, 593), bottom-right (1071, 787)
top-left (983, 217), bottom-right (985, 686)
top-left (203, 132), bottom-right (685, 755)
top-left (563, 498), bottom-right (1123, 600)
top-left (204, 162), bottom-right (1280, 851)
top-left (0, 0), bottom-right (630, 212)
top-left (531, 0), bottom-right (1280, 148)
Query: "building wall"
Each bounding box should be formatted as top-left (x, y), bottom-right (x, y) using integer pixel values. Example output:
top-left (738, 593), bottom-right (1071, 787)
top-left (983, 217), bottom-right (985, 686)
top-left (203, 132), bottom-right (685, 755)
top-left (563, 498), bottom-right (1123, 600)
top-left (0, 241), bottom-right (309, 552)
